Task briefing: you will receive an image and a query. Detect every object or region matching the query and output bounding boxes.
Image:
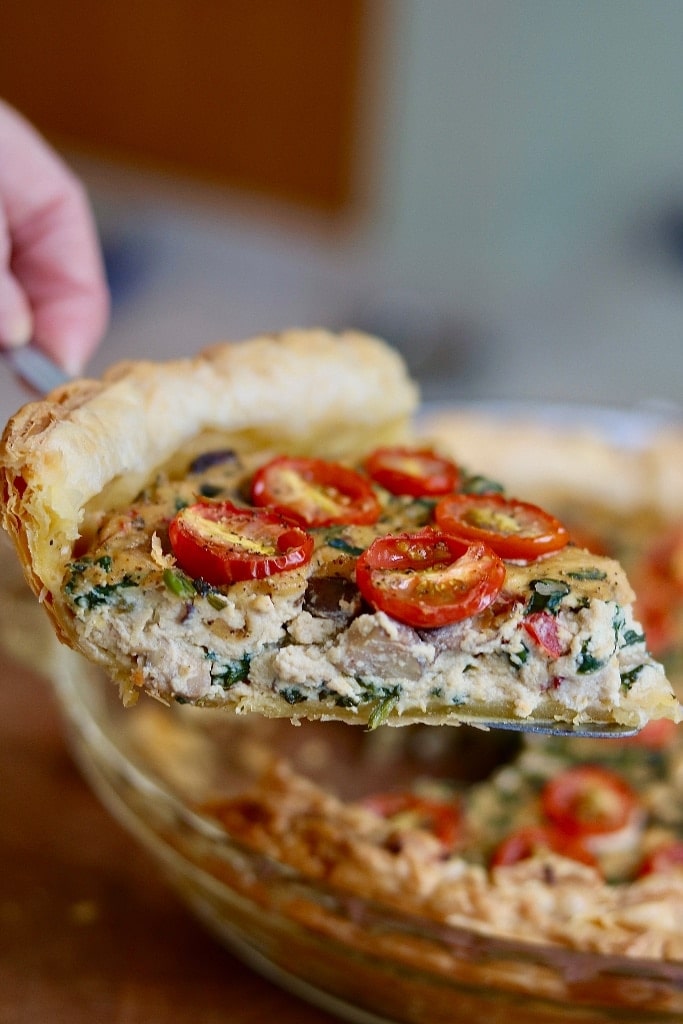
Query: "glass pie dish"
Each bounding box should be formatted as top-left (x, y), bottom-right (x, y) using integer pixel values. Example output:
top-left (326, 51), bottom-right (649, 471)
top-left (48, 657), bottom-right (683, 1024)
top-left (13, 402), bottom-right (683, 1022)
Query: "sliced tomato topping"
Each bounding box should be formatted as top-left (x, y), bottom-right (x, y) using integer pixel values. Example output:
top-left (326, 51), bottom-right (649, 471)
top-left (434, 493), bottom-right (569, 561)
top-left (362, 791), bottom-right (462, 853)
top-left (490, 825), bottom-right (596, 869)
top-left (541, 765), bottom-right (639, 838)
top-left (522, 611), bottom-right (567, 658)
top-left (355, 528), bottom-right (505, 629)
top-left (364, 446), bottom-right (460, 497)
top-left (638, 841), bottom-right (683, 876)
top-left (168, 501), bottom-right (314, 585)
top-left (251, 455), bottom-right (381, 528)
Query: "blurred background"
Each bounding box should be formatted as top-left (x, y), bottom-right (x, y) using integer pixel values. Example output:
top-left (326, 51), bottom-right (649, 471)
top-left (1, 0), bottom-right (683, 420)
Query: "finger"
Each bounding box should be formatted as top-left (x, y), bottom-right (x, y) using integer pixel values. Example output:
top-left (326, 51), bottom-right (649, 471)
top-left (10, 176), bottom-right (110, 374)
top-left (0, 267), bottom-right (33, 348)
top-left (0, 101), bottom-right (110, 373)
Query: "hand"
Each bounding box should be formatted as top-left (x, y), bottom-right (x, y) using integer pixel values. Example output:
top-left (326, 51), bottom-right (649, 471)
top-left (0, 100), bottom-right (109, 375)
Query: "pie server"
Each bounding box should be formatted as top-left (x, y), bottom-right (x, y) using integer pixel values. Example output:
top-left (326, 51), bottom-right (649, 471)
top-left (0, 344), bottom-right (642, 739)
top-left (2, 343), bottom-right (71, 395)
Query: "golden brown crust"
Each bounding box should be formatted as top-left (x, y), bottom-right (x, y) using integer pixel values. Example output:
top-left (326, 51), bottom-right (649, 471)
top-left (1, 334), bottom-right (678, 730)
top-left (421, 408), bottom-right (683, 514)
top-left (0, 329), bottom-right (418, 632)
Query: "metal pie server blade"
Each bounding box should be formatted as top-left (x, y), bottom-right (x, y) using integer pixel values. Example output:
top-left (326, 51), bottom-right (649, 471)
top-left (2, 344), bottom-right (71, 395)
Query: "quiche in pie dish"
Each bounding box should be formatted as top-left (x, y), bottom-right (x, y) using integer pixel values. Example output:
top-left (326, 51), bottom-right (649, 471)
top-left (0, 329), bottom-right (678, 732)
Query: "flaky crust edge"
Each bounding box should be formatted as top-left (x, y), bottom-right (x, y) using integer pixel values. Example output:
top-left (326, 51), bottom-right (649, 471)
top-left (0, 328), bottom-right (418, 640)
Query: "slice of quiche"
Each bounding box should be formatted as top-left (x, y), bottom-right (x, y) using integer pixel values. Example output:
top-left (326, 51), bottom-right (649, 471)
top-left (0, 329), bottom-right (679, 731)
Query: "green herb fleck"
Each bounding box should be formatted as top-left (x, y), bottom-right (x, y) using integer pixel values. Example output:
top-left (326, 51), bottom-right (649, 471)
top-left (163, 567), bottom-right (196, 599)
top-left (327, 536), bottom-right (366, 557)
top-left (565, 568), bottom-right (607, 581)
top-left (461, 474), bottom-right (505, 495)
top-left (367, 693), bottom-right (399, 730)
top-left (192, 577), bottom-right (229, 609)
top-left (508, 643), bottom-right (529, 668)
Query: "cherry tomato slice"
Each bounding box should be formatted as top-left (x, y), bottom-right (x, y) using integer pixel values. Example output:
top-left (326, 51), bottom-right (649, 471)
top-left (541, 765), bottom-right (639, 838)
top-left (638, 840), bottom-right (683, 876)
top-left (362, 791), bottom-right (462, 853)
top-left (364, 446), bottom-right (460, 497)
top-left (355, 528), bottom-right (505, 629)
top-left (168, 501), bottom-right (314, 585)
top-left (434, 493), bottom-right (569, 561)
top-left (490, 825), bottom-right (596, 868)
top-left (252, 456), bottom-right (381, 528)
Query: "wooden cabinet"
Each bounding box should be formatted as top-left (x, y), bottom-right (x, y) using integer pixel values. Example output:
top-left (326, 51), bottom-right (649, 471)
top-left (0, 1), bottom-right (367, 211)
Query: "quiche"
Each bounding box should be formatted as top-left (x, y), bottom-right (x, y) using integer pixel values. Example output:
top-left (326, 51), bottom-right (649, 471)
top-left (0, 328), bottom-right (678, 730)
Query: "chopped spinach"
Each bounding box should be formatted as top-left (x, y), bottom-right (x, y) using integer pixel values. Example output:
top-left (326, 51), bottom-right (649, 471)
top-left (334, 694), bottom-right (359, 708)
top-left (356, 678), bottom-right (400, 701)
top-left (525, 579), bottom-right (571, 615)
top-left (211, 653), bottom-right (252, 688)
top-left (621, 665), bottom-right (644, 690)
top-left (279, 686), bottom-right (307, 705)
top-left (621, 629), bottom-right (645, 647)
top-left (70, 575), bottom-right (138, 609)
top-left (576, 640), bottom-right (604, 674)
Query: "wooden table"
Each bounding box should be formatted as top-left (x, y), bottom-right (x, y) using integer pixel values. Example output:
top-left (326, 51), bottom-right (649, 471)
top-left (0, 654), bottom-right (339, 1024)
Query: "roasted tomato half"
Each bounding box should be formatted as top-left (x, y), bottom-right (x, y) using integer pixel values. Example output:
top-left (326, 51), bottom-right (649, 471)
top-left (168, 501), bottom-right (314, 585)
top-left (434, 492), bottom-right (569, 561)
top-left (252, 455), bottom-right (381, 528)
top-left (364, 446), bottom-right (460, 497)
top-left (541, 765), bottom-right (639, 838)
top-left (490, 825), bottom-right (596, 869)
top-left (355, 528), bottom-right (505, 629)
top-left (362, 791), bottom-right (462, 853)
top-left (638, 840), bottom-right (683, 876)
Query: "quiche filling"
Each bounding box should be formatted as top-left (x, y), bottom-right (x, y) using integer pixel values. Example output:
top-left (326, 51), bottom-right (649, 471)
top-left (135, 499), bottom-right (683, 963)
top-left (61, 445), bottom-right (675, 727)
